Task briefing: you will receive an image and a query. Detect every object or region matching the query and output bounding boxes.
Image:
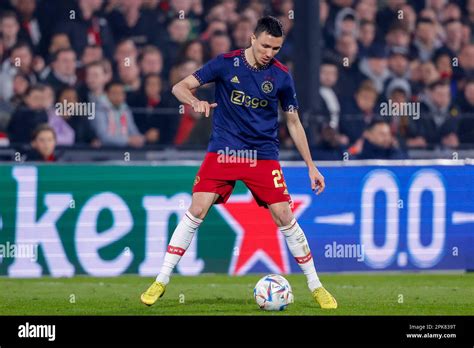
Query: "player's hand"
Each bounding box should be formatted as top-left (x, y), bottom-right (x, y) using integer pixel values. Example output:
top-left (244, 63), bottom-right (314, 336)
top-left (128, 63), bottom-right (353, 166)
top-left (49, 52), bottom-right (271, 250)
top-left (191, 100), bottom-right (218, 117)
top-left (309, 165), bottom-right (325, 195)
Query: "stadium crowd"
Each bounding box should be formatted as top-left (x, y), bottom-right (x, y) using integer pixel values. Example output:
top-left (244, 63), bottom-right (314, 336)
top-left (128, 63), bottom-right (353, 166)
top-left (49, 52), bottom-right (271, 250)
top-left (0, 0), bottom-right (473, 161)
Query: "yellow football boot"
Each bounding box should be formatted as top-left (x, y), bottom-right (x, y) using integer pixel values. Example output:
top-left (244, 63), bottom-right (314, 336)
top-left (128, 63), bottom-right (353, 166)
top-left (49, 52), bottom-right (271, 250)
top-left (312, 286), bottom-right (337, 309)
top-left (140, 281), bottom-right (166, 306)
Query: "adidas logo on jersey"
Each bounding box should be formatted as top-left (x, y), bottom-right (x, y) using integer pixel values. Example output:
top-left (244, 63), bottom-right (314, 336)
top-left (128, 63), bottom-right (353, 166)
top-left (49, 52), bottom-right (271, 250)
top-left (231, 76), bottom-right (240, 83)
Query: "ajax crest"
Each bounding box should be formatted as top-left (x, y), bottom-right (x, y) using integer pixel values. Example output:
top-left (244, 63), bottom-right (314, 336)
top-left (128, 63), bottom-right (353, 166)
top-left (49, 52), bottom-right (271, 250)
top-left (261, 81), bottom-right (273, 94)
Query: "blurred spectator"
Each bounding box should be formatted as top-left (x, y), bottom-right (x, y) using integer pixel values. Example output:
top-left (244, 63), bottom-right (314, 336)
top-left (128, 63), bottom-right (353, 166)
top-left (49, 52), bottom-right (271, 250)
top-left (91, 80), bottom-right (144, 147)
top-left (459, 44), bottom-right (474, 77)
top-left (81, 44), bottom-right (104, 66)
top-left (333, 33), bottom-right (364, 99)
top-left (7, 84), bottom-right (48, 144)
top-left (441, 19), bottom-right (463, 56)
top-left (358, 20), bottom-right (376, 58)
top-left (318, 58), bottom-right (342, 131)
top-left (55, 0), bottom-right (115, 58)
top-left (456, 78), bottom-right (474, 144)
top-left (0, 11), bottom-right (23, 59)
top-left (107, 0), bottom-right (158, 47)
top-left (359, 44), bottom-right (390, 94)
top-left (9, 72), bottom-right (30, 107)
top-left (163, 17), bottom-right (192, 72)
top-left (375, 0), bottom-right (405, 40)
top-left (79, 60), bottom-right (109, 105)
top-left (442, 2), bottom-right (462, 22)
top-left (138, 45), bottom-right (163, 76)
top-left (407, 79), bottom-right (460, 148)
top-left (340, 80), bottom-right (381, 152)
top-left (334, 8), bottom-right (358, 40)
top-left (129, 73), bottom-right (163, 145)
top-left (77, 44), bottom-right (104, 82)
top-left (117, 58), bottom-right (141, 94)
top-left (208, 31), bottom-right (231, 59)
top-left (387, 46), bottom-right (409, 79)
top-left (384, 46), bottom-right (410, 95)
top-left (0, 42), bottom-right (38, 101)
top-left (433, 48), bottom-right (453, 80)
top-left (419, 61), bottom-right (441, 93)
top-left (45, 32), bottom-right (71, 64)
top-left (385, 24), bottom-right (411, 50)
top-left (232, 17), bottom-right (253, 49)
top-left (355, 0), bottom-right (377, 22)
top-left (42, 48), bottom-right (78, 93)
top-left (358, 120), bottom-right (406, 159)
top-left (168, 59), bottom-right (213, 146)
top-left (55, 86), bottom-right (99, 146)
top-left (45, 84), bottom-right (75, 146)
top-left (199, 19), bottom-right (228, 42)
top-left (180, 39), bottom-right (204, 65)
top-left (13, 0), bottom-right (42, 48)
top-left (166, 0), bottom-right (204, 39)
top-left (315, 57), bottom-right (349, 151)
top-left (410, 17), bottom-right (442, 62)
top-left (25, 123), bottom-right (58, 161)
top-left (384, 78), bottom-right (412, 141)
top-left (219, 0), bottom-right (239, 26)
top-left (113, 38), bottom-right (138, 69)
top-left (0, 71), bottom-right (30, 132)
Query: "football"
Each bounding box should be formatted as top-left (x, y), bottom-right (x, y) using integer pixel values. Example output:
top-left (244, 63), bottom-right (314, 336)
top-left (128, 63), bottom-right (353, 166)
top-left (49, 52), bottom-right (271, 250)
top-left (253, 274), bottom-right (294, 311)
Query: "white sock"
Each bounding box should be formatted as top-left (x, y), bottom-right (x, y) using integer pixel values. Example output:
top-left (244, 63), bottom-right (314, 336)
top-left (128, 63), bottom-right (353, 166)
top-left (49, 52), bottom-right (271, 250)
top-left (279, 219), bottom-right (322, 292)
top-left (156, 211), bottom-right (202, 285)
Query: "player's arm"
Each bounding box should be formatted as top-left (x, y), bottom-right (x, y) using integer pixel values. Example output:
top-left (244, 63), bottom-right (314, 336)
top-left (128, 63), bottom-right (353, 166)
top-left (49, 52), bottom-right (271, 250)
top-left (285, 111), bottom-right (326, 195)
top-left (171, 75), bottom-right (217, 117)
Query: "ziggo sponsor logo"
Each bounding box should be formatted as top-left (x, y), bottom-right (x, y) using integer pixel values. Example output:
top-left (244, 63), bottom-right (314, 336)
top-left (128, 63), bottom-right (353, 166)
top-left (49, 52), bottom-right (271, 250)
top-left (230, 90), bottom-right (268, 109)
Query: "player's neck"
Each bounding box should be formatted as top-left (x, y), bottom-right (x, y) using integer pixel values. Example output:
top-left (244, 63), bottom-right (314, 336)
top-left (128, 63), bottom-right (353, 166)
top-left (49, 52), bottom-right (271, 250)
top-left (244, 47), bottom-right (264, 69)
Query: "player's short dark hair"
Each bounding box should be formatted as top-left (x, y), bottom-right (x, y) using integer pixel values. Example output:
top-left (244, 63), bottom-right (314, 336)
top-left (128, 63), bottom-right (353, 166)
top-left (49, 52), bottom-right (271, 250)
top-left (254, 16), bottom-right (284, 37)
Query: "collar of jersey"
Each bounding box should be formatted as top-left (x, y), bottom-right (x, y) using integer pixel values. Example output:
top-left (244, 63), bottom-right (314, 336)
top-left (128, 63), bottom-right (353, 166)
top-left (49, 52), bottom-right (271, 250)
top-left (240, 48), bottom-right (272, 72)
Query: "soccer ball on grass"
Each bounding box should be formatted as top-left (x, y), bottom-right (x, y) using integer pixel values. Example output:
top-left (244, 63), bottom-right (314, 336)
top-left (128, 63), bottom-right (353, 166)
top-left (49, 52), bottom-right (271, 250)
top-left (253, 274), bottom-right (294, 311)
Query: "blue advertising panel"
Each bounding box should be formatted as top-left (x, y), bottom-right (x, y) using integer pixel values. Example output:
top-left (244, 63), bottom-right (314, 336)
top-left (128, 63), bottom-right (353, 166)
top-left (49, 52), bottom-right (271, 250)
top-left (284, 163), bottom-right (474, 272)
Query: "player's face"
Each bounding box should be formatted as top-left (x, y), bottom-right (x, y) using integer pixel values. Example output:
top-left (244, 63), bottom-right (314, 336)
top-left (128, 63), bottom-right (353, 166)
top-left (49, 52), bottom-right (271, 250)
top-left (251, 32), bottom-right (283, 66)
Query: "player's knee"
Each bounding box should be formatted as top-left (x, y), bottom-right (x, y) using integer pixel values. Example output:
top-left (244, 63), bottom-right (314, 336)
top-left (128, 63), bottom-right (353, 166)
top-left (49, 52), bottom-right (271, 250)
top-left (275, 210), bottom-right (294, 227)
top-left (188, 205), bottom-right (206, 220)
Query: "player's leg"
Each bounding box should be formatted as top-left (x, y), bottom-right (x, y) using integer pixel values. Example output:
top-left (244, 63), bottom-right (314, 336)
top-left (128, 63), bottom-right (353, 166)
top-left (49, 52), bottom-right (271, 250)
top-left (140, 192), bottom-right (218, 306)
top-left (156, 192), bottom-right (219, 284)
top-left (268, 201), bottom-right (337, 309)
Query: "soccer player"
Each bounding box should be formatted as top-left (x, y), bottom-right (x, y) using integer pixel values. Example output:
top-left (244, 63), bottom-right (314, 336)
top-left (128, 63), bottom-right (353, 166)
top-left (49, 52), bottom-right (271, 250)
top-left (141, 16), bottom-right (337, 309)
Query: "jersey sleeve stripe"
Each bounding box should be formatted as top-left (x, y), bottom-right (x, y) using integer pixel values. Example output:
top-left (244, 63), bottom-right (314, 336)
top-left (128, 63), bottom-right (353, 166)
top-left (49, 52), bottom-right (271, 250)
top-left (192, 71), bottom-right (204, 85)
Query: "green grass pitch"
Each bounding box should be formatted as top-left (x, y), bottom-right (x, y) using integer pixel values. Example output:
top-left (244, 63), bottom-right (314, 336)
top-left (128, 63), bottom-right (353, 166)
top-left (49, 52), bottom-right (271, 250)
top-left (0, 273), bottom-right (473, 315)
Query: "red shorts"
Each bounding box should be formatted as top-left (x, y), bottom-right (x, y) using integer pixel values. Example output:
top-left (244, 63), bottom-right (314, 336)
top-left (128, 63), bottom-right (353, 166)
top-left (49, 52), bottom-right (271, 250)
top-left (192, 152), bottom-right (291, 207)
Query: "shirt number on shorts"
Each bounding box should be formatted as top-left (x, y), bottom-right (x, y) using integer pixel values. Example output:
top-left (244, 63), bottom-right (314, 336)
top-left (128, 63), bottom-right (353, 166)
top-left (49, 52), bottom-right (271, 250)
top-left (272, 169), bottom-right (287, 188)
